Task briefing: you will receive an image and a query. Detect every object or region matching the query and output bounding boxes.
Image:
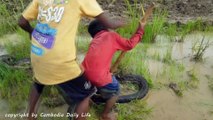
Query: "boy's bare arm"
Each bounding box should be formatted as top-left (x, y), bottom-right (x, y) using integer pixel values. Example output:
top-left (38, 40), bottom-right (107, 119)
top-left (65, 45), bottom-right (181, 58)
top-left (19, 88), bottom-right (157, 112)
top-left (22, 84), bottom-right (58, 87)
top-left (95, 12), bottom-right (126, 29)
top-left (18, 15), bottom-right (34, 35)
top-left (113, 22), bottom-right (145, 51)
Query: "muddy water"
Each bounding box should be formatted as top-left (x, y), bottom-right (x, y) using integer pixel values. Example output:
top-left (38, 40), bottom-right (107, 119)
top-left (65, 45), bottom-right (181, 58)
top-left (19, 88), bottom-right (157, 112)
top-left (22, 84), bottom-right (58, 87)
top-left (0, 33), bottom-right (213, 120)
top-left (146, 33), bottom-right (213, 120)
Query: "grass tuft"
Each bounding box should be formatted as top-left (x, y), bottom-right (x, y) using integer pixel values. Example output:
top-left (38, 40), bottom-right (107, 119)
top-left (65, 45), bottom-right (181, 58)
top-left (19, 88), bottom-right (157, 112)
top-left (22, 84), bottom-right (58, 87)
top-left (4, 28), bottom-right (31, 59)
top-left (0, 62), bottom-right (31, 111)
top-left (142, 10), bottom-right (167, 43)
top-left (192, 36), bottom-right (211, 61)
top-left (88, 100), bottom-right (152, 120)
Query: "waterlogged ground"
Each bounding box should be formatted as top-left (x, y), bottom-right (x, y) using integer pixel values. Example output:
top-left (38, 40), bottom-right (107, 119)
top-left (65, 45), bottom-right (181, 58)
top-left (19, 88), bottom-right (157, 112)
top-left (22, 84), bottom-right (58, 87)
top-left (0, 32), bottom-right (213, 120)
top-left (144, 33), bottom-right (213, 120)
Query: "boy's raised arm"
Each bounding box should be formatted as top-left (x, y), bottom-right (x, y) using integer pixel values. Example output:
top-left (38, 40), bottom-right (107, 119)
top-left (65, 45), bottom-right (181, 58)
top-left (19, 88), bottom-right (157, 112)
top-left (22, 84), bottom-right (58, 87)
top-left (113, 22), bottom-right (146, 51)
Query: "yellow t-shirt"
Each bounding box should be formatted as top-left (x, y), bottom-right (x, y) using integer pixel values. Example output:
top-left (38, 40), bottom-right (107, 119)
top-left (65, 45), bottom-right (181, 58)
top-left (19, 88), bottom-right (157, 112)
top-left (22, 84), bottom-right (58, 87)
top-left (22, 0), bottom-right (103, 85)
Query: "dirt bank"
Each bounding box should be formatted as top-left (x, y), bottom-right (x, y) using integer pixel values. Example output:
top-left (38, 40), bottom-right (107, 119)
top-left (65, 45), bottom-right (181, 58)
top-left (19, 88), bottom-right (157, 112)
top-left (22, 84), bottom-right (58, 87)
top-left (1, 0), bottom-right (212, 25)
top-left (98, 0), bottom-right (213, 24)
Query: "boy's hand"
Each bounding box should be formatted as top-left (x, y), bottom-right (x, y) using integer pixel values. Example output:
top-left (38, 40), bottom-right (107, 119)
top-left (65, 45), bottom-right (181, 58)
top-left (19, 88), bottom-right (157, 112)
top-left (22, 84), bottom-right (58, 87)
top-left (18, 15), bottom-right (34, 40)
top-left (139, 21), bottom-right (146, 30)
top-left (139, 2), bottom-right (155, 30)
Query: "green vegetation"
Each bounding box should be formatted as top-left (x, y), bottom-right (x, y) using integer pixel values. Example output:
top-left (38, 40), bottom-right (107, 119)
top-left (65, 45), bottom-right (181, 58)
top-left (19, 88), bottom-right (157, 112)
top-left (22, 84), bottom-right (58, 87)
top-left (5, 28), bottom-right (31, 59)
top-left (0, 0), bottom-right (213, 119)
top-left (116, 0), bottom-right (167, 43)
top-left (142, 10), bottom-right (167, 43)
top-left (88, 100), bottom-right (152, 120)
top-left (117, 100), bottom-right (152, 120)
top-left (115, 44), bottom-right (153, 87)
top-left (162, 47), bottom-right (174, 64)
top-left (78, 22), bottom-right (89, 35)
top-left (115, 0), bottom-right (140, 38)
top-left (0, 17), bottom-right (32, 110)
top-left (192, 36), bottom-right (211, 61)
top-left (170, 69), bottom-right (199, 97)
top-left (0, 62), bottom-right (31, 111)
top-left (76, 35), bottom-right (91, 53)
top-left (0, 4), bottom-right (16, 36)
top-left (176, 20), bottom-right (200, 42)
top-left (165, 24), bottom-right (177, 42)
top-left (0, 0), bottom-right (30, 36)
top-left (42, 86), bottom-right (66, 108)
top-left (186, 70), bottom-right (199, 89)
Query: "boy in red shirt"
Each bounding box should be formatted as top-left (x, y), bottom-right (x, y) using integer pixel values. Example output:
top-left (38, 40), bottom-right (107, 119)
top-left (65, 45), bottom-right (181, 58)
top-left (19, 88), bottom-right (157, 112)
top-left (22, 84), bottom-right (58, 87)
top-left (82, 20), bottom-right (146, 120)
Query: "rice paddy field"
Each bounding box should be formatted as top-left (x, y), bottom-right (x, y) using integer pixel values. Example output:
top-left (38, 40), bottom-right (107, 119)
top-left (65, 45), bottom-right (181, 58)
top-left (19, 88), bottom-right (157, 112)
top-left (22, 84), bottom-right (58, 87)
top-left (0, 0), bottom-right (213, 120)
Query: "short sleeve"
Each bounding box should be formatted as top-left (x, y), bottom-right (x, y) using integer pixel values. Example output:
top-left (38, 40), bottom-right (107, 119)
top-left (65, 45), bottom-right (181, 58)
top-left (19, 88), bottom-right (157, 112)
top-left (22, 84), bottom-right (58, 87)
top-left (80, 0), bottom-right (104, 17)
top-left (22, 0), bottom-right (39, 21)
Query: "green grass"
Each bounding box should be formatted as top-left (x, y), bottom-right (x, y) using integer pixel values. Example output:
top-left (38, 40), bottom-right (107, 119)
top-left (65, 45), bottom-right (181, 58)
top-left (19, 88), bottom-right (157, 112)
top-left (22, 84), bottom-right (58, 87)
top-left (117, 100), bottom-right (152, 120)
top-left (78, 22), bottom-right (89, 35)
top-left (0, 13), bottom-right (37, 111)
top-left (165, 24), bottom-right (177, 42)
top-left (115, 44), bottom-right (153, 87)
top-left (175, 18), bottom-right (208, 42)
top-left (0, 4), bottom-right (17, 36)
top-left (42, 86), bottom-right (66, 108)
top-left (0, 62), bottom-right (31, 111)
top-left (205, 26), bottom-right (213, 32)
top-left (187, 70), bottom-right (199, 89)
top-left (162, 48), bottom-right (174, 64)
top-left (176, 70), bottom-right (199, 93)
top-left (88, 100), bottom-right (152, 120)
top-left (0, 0), bottom-right (30, 36)
top-left (76, 35), bottom-right (91, 53)
top-left (4, 28), bottom-right (31, 59)
top-left (192, 36), bottom-right (211, 61)
top-left (0, 0), bottom-right (212, 117)
top-left (116, 1), bottom-right (167, 43)
top-left (142, 10), bottom-right (167, 43)
top-left (177, 22), bottom-right (195, 42)
top-left (116, 0), bottom-right (140, 38)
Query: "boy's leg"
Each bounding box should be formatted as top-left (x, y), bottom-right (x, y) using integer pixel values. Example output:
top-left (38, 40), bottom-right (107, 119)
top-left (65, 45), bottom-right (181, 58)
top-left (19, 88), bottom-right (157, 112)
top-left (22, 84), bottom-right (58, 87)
top-left (57, 74), bottom-right (96, 120)
top-left (27, 82), bottom-right (44, 120)
top-left (101, 96), bottom-right (118, 120)
top-left (75, 96), bottom-right (91, 120)
top-left (98, 76), bottom-right (120, 120)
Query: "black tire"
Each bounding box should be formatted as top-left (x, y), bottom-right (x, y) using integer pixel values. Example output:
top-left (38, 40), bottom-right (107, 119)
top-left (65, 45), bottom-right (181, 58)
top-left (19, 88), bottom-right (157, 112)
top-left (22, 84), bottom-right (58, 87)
top-left (0, 55), bottom-right (31, 69)
top-left (0, 55), bottom-right (16, 65)
top-left (91, 74), bottom-right (149, 104)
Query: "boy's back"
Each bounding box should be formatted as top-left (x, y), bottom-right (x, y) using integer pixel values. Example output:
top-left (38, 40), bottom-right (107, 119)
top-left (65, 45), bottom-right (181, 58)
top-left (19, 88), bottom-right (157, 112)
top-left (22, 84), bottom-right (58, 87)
top-left (82, 22), bottom-right (144, 87)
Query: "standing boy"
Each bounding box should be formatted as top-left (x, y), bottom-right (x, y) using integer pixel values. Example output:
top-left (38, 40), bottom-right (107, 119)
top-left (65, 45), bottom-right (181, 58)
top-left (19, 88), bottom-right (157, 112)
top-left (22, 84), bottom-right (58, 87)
top-left (18, 0), bottom-right (125, 120)
top-left (82, 20), bottom-right (146, 120)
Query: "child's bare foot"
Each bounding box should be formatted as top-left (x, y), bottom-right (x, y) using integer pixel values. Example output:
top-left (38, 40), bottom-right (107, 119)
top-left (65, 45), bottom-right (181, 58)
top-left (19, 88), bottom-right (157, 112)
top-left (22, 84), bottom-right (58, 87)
top-left (99, 112), bottom-right (118, 120)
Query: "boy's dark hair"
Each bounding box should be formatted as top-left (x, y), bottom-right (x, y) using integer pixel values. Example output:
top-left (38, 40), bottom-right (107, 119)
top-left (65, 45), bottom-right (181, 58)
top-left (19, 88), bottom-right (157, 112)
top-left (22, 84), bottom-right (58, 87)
top-left (88, 19), bottom-right (107, 38)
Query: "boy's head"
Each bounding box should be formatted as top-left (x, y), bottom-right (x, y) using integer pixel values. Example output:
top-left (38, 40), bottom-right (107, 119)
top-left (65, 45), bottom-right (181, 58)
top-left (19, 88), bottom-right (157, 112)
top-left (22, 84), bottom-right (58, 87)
top-left (88, 19), bottom-right (107, 38)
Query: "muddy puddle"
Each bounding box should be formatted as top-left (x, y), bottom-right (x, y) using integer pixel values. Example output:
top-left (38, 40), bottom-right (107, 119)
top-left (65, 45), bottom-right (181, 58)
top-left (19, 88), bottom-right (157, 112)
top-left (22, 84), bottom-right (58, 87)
top-left (145, 33), bottom-right (213, 120)
top-left (0, 32), bottom-right (213, 120)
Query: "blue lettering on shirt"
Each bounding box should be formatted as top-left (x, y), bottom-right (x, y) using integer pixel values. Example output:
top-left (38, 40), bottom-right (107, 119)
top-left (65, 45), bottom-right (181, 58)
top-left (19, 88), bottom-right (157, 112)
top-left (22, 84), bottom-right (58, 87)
top-left (35, 22), bottom-right (57, 36)
top-left (31, 44), bottom-right (44, 56)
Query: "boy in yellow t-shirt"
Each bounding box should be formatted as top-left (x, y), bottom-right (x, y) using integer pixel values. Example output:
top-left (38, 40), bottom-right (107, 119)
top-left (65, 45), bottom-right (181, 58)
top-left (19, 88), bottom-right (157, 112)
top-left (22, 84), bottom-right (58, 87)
top-left (18, 0), bottom-right (125, 119)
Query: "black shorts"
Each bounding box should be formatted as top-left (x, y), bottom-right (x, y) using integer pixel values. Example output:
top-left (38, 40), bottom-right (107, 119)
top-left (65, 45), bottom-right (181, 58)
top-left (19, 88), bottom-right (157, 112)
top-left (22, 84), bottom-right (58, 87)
top-left (34, 74), bottom-right (96, 105)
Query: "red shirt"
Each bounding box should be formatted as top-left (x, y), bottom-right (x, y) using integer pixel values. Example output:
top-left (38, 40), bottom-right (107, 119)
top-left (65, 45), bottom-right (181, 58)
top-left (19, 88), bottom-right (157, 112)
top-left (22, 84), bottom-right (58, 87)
top-left (82, 28), bottom-right (144, 87)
